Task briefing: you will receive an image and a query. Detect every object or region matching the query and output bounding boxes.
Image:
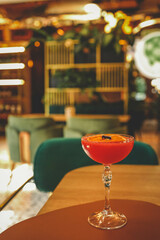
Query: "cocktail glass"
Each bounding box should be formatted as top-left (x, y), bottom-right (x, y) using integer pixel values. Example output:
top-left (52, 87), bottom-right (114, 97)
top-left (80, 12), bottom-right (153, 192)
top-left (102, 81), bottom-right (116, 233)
top-left (81, 134), bottom-right (134, 229)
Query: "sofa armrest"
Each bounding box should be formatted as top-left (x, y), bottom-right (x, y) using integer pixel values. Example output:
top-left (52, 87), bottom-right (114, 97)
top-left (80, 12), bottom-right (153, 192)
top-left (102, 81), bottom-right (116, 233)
top-left (30, 125), bottom-right (64, 162)
top-left (5, 125), bottom-right (20, 162)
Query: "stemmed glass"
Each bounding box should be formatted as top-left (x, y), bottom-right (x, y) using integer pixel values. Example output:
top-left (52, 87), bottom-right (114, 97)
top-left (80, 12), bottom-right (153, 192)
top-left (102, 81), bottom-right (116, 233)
top-left (81, 134), bottom-right (134, 230)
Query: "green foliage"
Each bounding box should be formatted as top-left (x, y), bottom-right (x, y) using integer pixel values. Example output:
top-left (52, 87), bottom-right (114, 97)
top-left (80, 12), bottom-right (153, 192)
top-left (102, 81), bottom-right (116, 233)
top-left (26, 21), bottom-right (135, 54)
top-left (26, 27), bottom-right (55, 48)
top-left (58, 21), bottom-right (134, 55)
top-left (53, 68), bottom-right (99, 90)
top-left (102, 33), bottom-right (114, 46)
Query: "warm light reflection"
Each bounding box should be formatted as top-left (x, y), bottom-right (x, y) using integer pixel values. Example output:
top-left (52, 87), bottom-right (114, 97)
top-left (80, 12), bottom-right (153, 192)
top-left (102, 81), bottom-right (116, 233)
top-left (103, 12), bottom-right (117, 29)
top-left (0, 169), bottom-right (11, 191)
top-left (0, 47), bottom-right (25, 54)
top-left (0, 210), bottom-right (15, 230)
top-left (84, 3), bottom-right (101, 14)
top-left (60, 10), bottom-right (101, 21)
top-left (0, 16), bottom-right (11, 25)
top-left (34, 41), bottom-right (40, 47)
top-left (7, 164), bottom-right (33, 192)
top-left (151, 78), bottom-right (160, 93)
top-left (64, 39), bottom-right (73, 47)
top-left (0, 79), bottom-right (25, 86)
top-left (57, 28), bottom-right (64, 36)
top-left (104, 13), bottom-right (114, 22)
top-left (27, 60), bottom-right (34, 68)
top-left (133, 19), bottom-right (160, 34)
top-left (119, 40), bottom-right (127, 45)
top-left (140, 19), bottom-right (160, 29)
top-left (151, 78), bottom-right (160, 94)
top-left (23, 182), bottom-right (36, 191)
top-left (151, 78), bottom-right (159, 87)
top-left (122, 17), bottom-right (132, 35)
top-left (156, 84), bottom-right (160, 90)
top-left (0, 63), bottom-right (25, 70)
top-left (104, 24), bottom-right (112, 33)
top-left (109, 18), bottom-right (117, 28)
top-left (0, 150), bottom-right (10, 163)
top-left (33, 20), bottom-right (41, 28)
top-left (122, 25), bottom-right (132, 34)
top-left (115, 10), bottom-right (127, 20)
top-left (126, 53), bottom-right (133, 62)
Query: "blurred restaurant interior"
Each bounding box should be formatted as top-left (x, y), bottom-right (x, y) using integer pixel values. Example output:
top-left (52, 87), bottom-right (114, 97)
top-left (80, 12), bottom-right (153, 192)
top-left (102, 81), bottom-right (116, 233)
top-left (0, 0), bottom-right (160, 235)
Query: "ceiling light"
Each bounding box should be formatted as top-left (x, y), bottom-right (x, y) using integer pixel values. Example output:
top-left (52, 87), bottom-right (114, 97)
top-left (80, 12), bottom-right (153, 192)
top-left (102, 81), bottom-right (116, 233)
top-left (0, 79), bottom-right (25, 86)
top-left (0, 63), bottom-right (25, 70)
top-left (0, 47), bottom-right (25, 54)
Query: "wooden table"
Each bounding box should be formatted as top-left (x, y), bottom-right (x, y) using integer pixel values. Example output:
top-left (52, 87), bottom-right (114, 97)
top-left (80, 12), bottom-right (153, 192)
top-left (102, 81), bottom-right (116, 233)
top-left (20, 114), bottom-right (130, 123)
top-left (50, 114), bottom-right (130, 123)
top-left (38, 165), bottom-right (160, 215)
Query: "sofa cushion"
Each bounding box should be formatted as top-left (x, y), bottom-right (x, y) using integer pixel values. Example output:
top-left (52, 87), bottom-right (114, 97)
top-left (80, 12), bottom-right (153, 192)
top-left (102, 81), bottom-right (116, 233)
top-left (8, 115), bottom-right (56, 132)
top-left (66, 117), bottom-right (121, 134)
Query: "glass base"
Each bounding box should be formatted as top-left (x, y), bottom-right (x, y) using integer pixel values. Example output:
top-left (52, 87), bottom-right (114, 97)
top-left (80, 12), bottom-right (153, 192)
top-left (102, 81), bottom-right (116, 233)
top-left (88, 210), bottom-right (127, 230)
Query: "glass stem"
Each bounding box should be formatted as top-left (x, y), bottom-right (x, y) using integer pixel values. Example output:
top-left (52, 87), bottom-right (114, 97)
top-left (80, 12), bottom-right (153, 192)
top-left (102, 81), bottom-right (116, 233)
top-left (102, 165), bottom-right (112, 213)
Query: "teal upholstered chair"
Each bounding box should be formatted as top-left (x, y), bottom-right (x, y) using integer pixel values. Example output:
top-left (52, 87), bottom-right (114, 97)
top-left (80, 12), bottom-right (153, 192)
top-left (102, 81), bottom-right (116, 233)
top-left (63, 117), bottom-right (128, 138)
top-left (34, 138), bottom-right (99, 192)
top-left (119, 141), bottom-right (158, 165)
top-left (33, 138), bottom-right (158, 192)
top-left (5, 115), bottom-right (64, 164)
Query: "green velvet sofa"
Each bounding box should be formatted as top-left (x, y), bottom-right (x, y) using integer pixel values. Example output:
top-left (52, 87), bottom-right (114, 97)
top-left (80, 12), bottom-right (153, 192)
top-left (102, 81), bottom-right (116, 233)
top-left (5, 115), bottom-right (63, 163)
top-left (34, 138), bottom-right (158, 192)
top-left (63, 117), bottom-right (128, 138)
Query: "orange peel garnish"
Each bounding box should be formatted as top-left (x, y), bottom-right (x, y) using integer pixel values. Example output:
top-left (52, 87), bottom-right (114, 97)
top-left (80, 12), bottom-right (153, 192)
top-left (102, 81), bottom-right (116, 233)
top-left (87, 134), bottom-right (126, 143)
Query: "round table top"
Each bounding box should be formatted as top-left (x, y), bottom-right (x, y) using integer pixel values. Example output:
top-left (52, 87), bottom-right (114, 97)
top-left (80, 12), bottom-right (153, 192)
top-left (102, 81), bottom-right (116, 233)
top-left (1, 199), bottom-right (160, 240)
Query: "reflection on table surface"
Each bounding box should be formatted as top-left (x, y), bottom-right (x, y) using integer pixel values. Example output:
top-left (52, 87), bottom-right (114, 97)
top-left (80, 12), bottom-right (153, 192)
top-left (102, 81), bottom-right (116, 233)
top-left (38, 164), bottom-right (160, 215)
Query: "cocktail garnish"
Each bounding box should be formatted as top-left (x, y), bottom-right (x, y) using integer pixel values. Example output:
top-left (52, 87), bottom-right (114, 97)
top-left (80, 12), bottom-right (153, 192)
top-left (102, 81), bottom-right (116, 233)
top-left (102, 135), bottom-right (112, 140)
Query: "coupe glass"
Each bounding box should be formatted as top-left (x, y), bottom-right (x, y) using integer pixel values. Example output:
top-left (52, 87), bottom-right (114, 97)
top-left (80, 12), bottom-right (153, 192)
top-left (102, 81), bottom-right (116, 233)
top-left (81, 134), bottom-right (134, 230)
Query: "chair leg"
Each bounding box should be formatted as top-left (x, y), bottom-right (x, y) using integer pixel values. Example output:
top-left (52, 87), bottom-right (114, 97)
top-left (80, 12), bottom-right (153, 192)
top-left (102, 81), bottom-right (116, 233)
top-left (19, 131), bottom-right (31, 163)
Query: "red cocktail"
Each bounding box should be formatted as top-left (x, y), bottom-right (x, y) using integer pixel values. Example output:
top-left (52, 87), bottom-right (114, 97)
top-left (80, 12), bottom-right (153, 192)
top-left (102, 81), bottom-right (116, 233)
top-left (81, 134), bottom-right (134, 229)
top-left (82, 134), bottom-right (134, 165)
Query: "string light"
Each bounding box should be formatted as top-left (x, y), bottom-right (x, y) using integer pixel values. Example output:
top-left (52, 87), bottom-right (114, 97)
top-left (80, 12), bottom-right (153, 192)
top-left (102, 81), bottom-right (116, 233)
top-left (57, 29), bottom-right (64, 36)
top-left (115, 11), bottom-right (127, 20)
top-left (27, 60), bottom-right (34, 68)
top-left (34, 41), bottom-right (40, 47)
top-left (104, 24), bottom-right (112, 33)
top-left (126, 53), bottom-right (133, 62)
top-left (151, 78), bottom-right (160, 87)
top-left (122, 25), bottom-right (132, 34)
top-left (103, 12), bottom-right (118, 30)
top-left (151, 78), bottom-right (160, 94)
top-left (122, 17), bottom-right (132, 35)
